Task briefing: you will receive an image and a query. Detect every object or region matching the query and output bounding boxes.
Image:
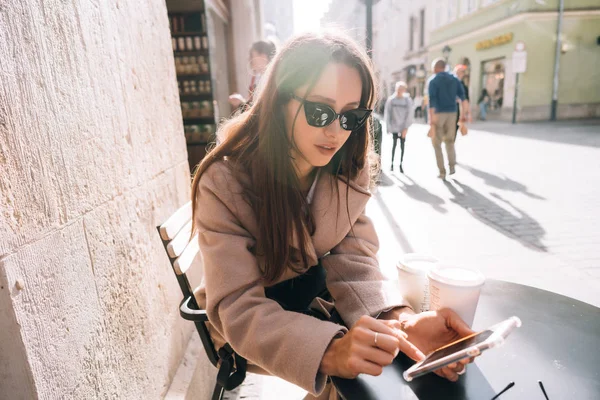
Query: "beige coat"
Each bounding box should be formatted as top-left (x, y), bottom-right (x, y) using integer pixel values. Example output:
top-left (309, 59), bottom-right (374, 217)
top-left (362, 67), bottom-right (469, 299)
top-left (194, 160), bottom-right (409, 397)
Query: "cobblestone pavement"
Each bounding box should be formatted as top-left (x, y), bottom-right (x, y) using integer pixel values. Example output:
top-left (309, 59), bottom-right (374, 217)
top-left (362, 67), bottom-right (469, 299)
top-left (223, 119), bottom-right (600, 399)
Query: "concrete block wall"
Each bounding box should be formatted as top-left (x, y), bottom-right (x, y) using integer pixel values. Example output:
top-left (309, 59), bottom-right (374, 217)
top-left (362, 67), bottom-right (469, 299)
top-left (0, 0), bottom-right (196, 398)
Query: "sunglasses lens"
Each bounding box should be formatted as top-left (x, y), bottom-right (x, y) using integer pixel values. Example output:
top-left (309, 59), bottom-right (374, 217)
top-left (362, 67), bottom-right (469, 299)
top-left (304, 102), bottom-right (335, 127)
top-left (340, 109), bottom-right (371, 131)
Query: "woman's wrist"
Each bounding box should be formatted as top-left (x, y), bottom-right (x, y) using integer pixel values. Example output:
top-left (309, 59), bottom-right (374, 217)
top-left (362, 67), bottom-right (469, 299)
top-left (379, 306), bottom-right (415, 321)
top-left (319, 337), bottom-right (340, 376)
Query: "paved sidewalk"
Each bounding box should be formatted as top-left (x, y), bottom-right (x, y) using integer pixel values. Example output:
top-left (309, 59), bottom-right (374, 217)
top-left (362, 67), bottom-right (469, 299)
top-left (372, 120), bottom-right (600, 307)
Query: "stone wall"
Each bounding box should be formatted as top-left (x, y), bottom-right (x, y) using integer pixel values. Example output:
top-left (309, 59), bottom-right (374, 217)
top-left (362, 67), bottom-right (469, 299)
top-left (0, 0), bottom-right (194, 398)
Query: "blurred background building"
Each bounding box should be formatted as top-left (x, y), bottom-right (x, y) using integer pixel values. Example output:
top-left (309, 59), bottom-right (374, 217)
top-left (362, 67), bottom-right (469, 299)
top-left (166, 0), bottom-right (295, 168)
top-left (372, 0), bottom-right (431, 109)
top-left (321, 0), bottom-right (367, 47)
top-left (427, 0), bottom-right (600, 121)
top-left (324, 0), bottom-right (600, 121)
top-left (262, 0), bottom-right (295, 44)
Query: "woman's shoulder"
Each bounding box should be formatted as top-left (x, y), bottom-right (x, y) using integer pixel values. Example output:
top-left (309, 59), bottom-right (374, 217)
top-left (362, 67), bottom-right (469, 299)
top-left (197, 159), bottom-right (250, 199)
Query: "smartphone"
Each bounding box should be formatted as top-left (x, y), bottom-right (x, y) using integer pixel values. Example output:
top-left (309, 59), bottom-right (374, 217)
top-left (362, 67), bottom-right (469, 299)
top-left (403, 316), bottom-right (522, 382)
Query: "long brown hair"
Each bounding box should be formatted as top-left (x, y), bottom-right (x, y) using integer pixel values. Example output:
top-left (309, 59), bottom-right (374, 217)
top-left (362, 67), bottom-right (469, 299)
top-left (191, 32), bottom-right (377, 283)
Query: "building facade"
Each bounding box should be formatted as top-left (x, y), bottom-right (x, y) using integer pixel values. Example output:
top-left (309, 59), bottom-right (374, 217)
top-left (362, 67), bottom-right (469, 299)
top-left (321, 0), bottom-right (367, 47)
top-left (372, 0), bottom-right (433, 113)
top-left (261, 0), bottom-right (295, 44)
top-left (1, 0), bottom-right (265, 398)
top-left (428, 0), bottom-right (600, 121)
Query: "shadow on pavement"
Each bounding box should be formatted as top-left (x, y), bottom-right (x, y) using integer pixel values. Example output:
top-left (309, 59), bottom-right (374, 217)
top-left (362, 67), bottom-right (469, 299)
top-left (469, 119), bottom-right (600, 148)
top-left (376, 170), bottom-right (394, 187)
top-left (459, 164), bottom-right (545, 200)
top-left (444, 180), bottom-right (547, 252)
top-left (373, 191), bottom-right (415, 253)
top-left (387, 172), bottom-right (448, 214)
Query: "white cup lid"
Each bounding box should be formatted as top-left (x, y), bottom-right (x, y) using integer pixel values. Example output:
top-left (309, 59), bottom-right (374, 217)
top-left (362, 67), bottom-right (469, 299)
top-left (397, 253), bottom-right (439, 275)
top-left (428, 264), bottom-right (486, 287)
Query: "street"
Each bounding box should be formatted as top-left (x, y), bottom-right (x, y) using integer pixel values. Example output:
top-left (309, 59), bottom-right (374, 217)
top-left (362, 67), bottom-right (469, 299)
top-left (372, 119), bottom-right (600, 308)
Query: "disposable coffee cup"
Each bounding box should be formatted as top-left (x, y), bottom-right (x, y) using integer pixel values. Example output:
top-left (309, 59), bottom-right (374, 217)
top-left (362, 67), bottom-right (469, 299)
top-left (396, 254), bottom-right (439, 313)
top-left (428, 264), bottom-right (485, 327)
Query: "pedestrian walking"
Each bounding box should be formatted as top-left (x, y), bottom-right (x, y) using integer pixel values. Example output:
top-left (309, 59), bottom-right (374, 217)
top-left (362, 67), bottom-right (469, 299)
top-left (384, 81), bottom-right (413, 173)
top-left (427, 58), bottom-right (467, 179)
top-left (478, 89), bottom-right (490, 121)
top-left (453, 65), bottom-right (471, 142)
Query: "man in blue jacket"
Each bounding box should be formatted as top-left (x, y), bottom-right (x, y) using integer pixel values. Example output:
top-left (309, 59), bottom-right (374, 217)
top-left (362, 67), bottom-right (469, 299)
top-left (427, 58), bottom-right (467, 179)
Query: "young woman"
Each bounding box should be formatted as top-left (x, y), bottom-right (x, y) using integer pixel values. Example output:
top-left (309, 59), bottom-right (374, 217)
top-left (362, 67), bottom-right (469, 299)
top-left (384, 81), bottom-right (413, 173)
top-left (192, 33), bottom-right (474, 399)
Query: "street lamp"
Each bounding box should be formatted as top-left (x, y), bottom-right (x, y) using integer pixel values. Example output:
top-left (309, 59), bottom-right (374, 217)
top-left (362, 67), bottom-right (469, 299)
top-left (442, 45), bottom-right (452, 63)
top-left (360, 0), bottom-right (382, 58)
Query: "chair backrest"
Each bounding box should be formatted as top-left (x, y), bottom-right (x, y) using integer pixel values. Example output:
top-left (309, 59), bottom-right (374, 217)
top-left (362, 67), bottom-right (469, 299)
top-left (157, 202), bottom-right (219, 367)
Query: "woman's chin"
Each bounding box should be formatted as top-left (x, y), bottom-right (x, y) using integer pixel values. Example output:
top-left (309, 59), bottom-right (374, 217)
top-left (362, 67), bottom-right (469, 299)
top-left (310, 155), bottom-right (333, 168)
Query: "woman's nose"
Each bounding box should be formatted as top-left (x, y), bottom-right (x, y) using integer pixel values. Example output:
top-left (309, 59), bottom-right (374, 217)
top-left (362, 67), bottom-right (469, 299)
top-left (324, 117), bottom-right (343, 136)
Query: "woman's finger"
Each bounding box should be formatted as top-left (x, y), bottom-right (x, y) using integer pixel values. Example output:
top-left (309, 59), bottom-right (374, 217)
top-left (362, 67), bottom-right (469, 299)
top-left (439, 366), bottom-right (459, 382)
top-left (350, 357), bottom-right (384, 377)
top-left (356, 344), bottom-right (397, 367)
top-left (355, 329), bottom-right (399, 357)
top-left (358, 316), bottom-right (398, 338)
top-left (397, 336), bottom-right (426, 362)
top-left (448, 362), bottom-right (466, 374)
top-left (443, 309), bottom-right (475, 337)
top-left (357, 317), bottom-right (404, 353)
top-left (434, 368), bottom-right (452, 381)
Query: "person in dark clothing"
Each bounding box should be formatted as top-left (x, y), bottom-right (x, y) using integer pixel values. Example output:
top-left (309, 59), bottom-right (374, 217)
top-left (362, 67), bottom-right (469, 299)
top-left (453, 65), bottom-right (470, 142)
top-left (478, 89), bottom-right (490, 120)
top-left (427, 58), bottom-right (467, 179)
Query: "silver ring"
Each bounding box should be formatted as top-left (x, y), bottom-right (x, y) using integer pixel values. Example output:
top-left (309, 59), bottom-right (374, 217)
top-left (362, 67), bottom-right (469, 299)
top-left (374, 332), bottom-right (379, 347)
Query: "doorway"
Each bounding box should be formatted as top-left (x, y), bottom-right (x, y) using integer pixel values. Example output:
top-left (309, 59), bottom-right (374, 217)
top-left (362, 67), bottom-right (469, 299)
top-left (480, 58), bottom-right (505, 117)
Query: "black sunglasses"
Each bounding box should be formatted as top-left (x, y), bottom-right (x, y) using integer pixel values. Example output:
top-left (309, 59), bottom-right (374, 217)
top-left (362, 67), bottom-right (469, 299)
top-left (290, 93), bottom-right (372, 132)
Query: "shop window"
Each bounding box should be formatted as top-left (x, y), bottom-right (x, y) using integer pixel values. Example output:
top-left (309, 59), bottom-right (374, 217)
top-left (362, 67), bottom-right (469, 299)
top-left (481, 58), bottom-right (506, 112)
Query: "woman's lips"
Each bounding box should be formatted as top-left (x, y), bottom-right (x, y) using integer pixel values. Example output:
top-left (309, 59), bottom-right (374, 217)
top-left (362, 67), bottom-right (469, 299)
top-left (315, 144), bottom-right (337, 155)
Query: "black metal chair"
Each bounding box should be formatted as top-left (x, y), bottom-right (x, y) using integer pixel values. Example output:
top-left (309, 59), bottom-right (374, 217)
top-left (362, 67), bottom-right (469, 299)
top-left (157, 201), bottom-right (247, 400)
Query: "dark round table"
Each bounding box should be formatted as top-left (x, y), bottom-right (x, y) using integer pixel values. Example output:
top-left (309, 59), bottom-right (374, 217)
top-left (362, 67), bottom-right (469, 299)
top-left (332, 280), bottom-right (600, 399)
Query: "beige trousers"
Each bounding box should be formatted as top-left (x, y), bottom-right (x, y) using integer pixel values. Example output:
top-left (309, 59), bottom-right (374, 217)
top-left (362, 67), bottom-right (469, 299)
top-left (431, 112), bottom-right (457, 174)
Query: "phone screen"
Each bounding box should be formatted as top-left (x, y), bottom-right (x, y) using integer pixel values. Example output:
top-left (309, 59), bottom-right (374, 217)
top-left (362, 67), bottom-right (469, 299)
top-left (419, 329), bottom-right (494, 367)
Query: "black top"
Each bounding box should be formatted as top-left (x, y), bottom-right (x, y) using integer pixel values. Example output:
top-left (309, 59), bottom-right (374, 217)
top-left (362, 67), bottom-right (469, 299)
top-left (332, 280), bottom-right (600, 400)
top-left (461, 81), bottom-right (469, 102)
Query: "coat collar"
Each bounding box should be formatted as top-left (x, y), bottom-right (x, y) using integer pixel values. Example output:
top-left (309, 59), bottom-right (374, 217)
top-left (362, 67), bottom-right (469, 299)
top-left (291, 168), bottom-right (372, 266)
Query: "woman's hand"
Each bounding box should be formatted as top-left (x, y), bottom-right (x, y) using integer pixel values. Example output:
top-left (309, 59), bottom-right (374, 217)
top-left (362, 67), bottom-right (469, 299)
top-left (401, 129), bottom-right (408, 139)
top-left (400, 308), bottom-right (476, 382)
top-left (319, 315), bottom-right (425, 379)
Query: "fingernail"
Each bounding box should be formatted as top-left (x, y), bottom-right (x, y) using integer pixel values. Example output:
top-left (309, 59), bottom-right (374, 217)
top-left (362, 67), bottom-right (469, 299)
top-left (394, 348), bottom-right (399, 357)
